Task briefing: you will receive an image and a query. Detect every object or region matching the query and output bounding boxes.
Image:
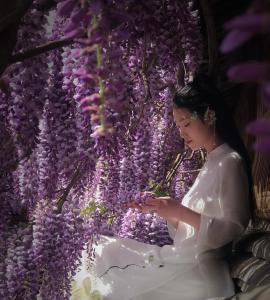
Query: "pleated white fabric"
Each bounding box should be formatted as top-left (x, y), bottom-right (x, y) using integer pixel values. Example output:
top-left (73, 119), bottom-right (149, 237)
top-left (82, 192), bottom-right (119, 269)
top-left (72, 143), bottom-right (250, 300)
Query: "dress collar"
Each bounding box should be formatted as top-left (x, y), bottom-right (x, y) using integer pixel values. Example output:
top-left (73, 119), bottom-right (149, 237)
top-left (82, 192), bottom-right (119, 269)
top-left (206, 143), bottom-right (230, 160)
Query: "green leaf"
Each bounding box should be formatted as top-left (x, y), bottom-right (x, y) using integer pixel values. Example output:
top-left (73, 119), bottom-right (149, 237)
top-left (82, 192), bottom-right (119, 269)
top-left (148, 180), bottom-right (169, 197)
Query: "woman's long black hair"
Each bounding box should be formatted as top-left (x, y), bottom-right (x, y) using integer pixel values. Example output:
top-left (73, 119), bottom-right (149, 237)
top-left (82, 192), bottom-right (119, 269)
top-left (172, 74), bottom-right (255, 221)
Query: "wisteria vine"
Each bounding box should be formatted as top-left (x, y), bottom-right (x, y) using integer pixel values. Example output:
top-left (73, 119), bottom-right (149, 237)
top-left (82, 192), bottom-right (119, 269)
top-left (0, 0), bottom-right (205, 299)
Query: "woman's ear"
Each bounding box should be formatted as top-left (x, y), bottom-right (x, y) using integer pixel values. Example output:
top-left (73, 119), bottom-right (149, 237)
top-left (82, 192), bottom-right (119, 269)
top-left (203, 107), bottom-right (216, 126)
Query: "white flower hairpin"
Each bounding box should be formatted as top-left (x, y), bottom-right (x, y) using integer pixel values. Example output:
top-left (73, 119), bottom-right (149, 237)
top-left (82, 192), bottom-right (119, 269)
top-left (190, 111), bottom-right (199, 120)
top-left (203, 107), bottom-right (216, 126)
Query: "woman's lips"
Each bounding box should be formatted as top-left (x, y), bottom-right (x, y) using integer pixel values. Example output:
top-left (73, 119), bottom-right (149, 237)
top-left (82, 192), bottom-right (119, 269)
top-left (186, 140), bottom-right (192, 144)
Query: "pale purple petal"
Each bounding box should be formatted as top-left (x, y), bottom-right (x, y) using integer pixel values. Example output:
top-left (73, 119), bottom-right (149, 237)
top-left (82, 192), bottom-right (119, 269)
top-left (254, 139), bottom-right (270, 152)
top-left (65, 28), bottom-right (84, 39)
top-left (79, 94), bottom-right (100, 106)
top-left (71, 8), bottom-right (88, 24)
top-left (227, 62), bottom-right (270, 82)
top-left (260, 82), bottom-right (270, 107)
top-left (220, 29), bottom-right (255, 53)
top-left (225, 13), bottom-right (270, 33)
top-left (63, 21), bottom-right (77, 34)
top-left (57, 0), bottom-right (77, 17)
top-left (246, 119), bottom-right (270, 135)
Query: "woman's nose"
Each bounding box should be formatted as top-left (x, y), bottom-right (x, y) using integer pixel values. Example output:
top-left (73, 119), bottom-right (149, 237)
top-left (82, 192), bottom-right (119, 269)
top-left (179, 128), bottom-right (187, 138)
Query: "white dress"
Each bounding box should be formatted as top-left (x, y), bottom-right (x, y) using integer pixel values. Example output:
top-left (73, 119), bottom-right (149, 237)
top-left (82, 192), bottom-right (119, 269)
top-left (71, 143), bottom-right (250, 300)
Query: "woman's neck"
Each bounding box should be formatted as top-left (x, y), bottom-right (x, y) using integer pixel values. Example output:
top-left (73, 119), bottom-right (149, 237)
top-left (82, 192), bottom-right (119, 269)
top-left (204, 136), bottom-right (224, 154)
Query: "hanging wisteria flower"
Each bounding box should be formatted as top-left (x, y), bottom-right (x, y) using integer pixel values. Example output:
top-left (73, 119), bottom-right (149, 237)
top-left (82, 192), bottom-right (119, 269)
top-left (227, 62), bottom-right (270, 83)
top-left (261, 82), bottom-right (270, 107)
top-left (225, 13), bottom-right (270, 32)
top-left (222, 1), bottom-right (270, 154)
top-left (246, 119), bottom-right (270, 152)
top-left (221, 13), bottom-right (270, 53)
top-left (1, 0), bottom-right (205, 298)
top-left (57, 0), bottom-right (77, 17)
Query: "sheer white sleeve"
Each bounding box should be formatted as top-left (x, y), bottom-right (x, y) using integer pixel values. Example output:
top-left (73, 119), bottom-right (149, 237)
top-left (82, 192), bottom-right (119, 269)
top-left (167, 221), bottom-right (177, 239)
top-left (197, 154), bottom-right (250, 250)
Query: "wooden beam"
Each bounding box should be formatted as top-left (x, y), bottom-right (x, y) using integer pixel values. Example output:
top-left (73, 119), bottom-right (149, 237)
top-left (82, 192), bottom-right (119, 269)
top-left (199, 0), bottom-right (219, 78)
top-left (9, 38), bottom-right (74, 64)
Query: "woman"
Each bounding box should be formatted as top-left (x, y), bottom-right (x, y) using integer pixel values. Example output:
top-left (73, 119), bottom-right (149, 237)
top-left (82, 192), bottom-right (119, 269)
top-left (72, 76), bottom-right (253, 300)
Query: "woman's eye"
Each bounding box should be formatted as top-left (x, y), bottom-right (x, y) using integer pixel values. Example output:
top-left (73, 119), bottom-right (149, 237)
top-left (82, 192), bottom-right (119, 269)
top-left (184, 122), bottom-right (190, 127)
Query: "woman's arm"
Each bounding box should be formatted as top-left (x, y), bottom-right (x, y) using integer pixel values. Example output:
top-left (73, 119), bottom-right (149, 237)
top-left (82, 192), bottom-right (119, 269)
top-left (141, 196), bottom-right (201, 231)
top-left (196, 155), bottom-right (250, 249)
top-left (177, 205), bottom-right (201, 231)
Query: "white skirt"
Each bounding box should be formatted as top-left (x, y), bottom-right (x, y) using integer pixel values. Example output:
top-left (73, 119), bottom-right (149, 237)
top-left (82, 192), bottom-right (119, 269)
top-left (71, 235), bottom-right (235, 300)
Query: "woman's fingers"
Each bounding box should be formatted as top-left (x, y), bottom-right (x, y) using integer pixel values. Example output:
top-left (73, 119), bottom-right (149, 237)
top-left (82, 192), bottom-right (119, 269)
top-left (140, 191), bottom-right (156, 198)
top-left (133, 203), bottom-right (142, 210)
top-left (121, 193), bottom-right (166, 213)
top-left (158, 196), bottom-right (171, 201)
top-left (121, 200), bottom-right (141, 210)
top-left (140, 205), bottom-right (158, 213)
top-left (145, 198), bottom-right (160, 205)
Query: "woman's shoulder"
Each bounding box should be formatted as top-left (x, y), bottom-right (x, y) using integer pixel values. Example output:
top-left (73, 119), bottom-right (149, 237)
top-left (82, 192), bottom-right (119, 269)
top-left (223, 145), bottom-right (242, 159)
top-left (208, 143), bottom-right (243, 164)
top-left (218, 145), bottom-right (245, 173)
top-left (203, 143), bottom-right (246, 179)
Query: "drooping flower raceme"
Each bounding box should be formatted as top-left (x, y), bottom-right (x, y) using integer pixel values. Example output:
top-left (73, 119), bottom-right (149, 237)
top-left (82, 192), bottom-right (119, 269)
top-left (1, 0), bottom-right (204, 298)
top-left (221, 1), bottom-right (270, 153)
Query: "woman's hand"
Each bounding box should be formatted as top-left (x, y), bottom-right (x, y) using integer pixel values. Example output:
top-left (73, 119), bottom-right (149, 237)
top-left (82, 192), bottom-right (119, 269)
top-left (121, 191), bottom-right (157, 211)
top-left (142, 196), bottom-right (201, 231)
top-left (141, 195), bottom-right (181, 222)
top-left (121, 200), bottom-right (142, 210)
top-left (122, 191), bottom-right (201, 230)
top-left (123, 191), bottom-right (182, 223)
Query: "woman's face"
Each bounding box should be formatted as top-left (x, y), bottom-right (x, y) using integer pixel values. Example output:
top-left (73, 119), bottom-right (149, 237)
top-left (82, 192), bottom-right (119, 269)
top-left (173, 107), bottom-right (213, 151)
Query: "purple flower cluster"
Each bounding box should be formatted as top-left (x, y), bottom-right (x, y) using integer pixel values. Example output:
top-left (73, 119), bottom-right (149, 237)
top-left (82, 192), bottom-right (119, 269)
top-left (56, 0), bottom-right (202, 141)
top-left (5, 3), bottom-right (49, 159)
top-left (221, 0), bottom-right (270, 152)
top-left (0, 5), bottom-right (97, 299)
top-left (170, 149), bottom-right (205, 201)
top-left (0, 0), bottom-right (205, 298)
top-left (117, 151), bottom-right (204, 246)
top-left (32, 200), bottom-right (89, 300)
top-left (4, 225), bottom-right (39, 299)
